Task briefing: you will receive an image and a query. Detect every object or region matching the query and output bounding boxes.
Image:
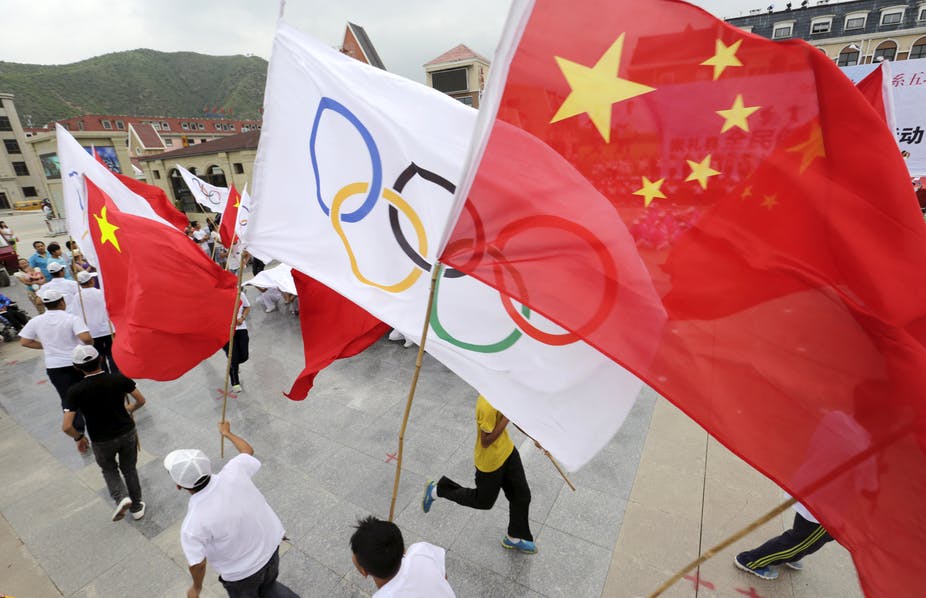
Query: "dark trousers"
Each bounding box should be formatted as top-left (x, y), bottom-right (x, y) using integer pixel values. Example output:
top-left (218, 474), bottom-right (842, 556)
top-left (92, 334), bottom-right (120, 375)
top-left (2, 306), bottom-right (28, 330)
top-left (91, 428), bottom-right (142, 508)
top-left (219, 547), bottom-right (297, 597)
top-left (223, 329), bottom-right (250, 386)
top-left (739, 512), bottom-right (834, 569)
top-left (437, 448), bottom-right (533, 541)
top-left (47, 366), bottom-right (85, 433)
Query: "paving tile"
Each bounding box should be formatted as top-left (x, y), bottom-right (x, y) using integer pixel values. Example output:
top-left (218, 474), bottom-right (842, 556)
top-left (516, 526), bottom-right (612, 598)
top-left (448, 505), bottom-right (526, 579)
top-left (444, 550), bottom-right (522, 597)
top-left (277, 545), bottom-right (342, 596)
top-left (544, 485), bottom-right (627, 550)
top-left (68, 539), bottom-right (186, 598)
top-left (292, 499), bottom-right (373, 577)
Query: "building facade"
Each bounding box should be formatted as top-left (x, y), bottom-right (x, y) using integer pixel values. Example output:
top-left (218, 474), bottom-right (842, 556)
top-left (727, 0), bottom-right (926, 65)
top-left (0, 94), bottom-right (49, 209)
top-left (425, 44), bottom-right (490, 107)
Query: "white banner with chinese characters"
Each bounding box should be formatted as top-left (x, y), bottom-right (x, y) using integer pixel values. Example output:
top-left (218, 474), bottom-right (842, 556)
top-left (843, 59), bottom-right (926, 176)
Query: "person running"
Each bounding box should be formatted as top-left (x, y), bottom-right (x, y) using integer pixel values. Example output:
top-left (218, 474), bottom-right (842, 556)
top-left (350, 516), bottom-right (455, 597)
top-left (41, 262), bottom-right (79, 307)
top-left (13, 257), bottom-right (47, 314)
top-left (19, 289), bottom-right (93, 435)
top-left (28, 240), bottom-right (52, 280)
top-left (423, 395), bottom-right (537, 554)
top-left (223, 291), bottom-right (250, 393)
top-left (734, 501), bottom-right (834, 580)
top-left (62, 345), bottom-right (146, 522)
top-left (68, 271), bottom-right (118, 374)
top-left (165, 421), bottom-right (294, 598)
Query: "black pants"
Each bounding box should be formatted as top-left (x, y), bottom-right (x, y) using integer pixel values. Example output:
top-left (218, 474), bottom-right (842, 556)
top-left (437, 448), bottom-right (533, 541)
top-left (738, 512), bottom-right (834, 569)
top-left (93, 334), bottom-right (120, 375)
top-left (223, 329), bottom-right (250, 386)
top-left (219, 547), bottom-right (297, 597)
top-left (91, 428), bottom-right (141, 508)
top-left (47, 366), bottom-right (85, 434)
top-left (2, 306), bottom-right (28, 330)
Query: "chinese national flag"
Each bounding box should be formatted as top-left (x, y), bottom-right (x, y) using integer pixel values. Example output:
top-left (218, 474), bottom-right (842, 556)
top-left (112, 172), bottom-right (190, 232)
top-left (219, 185), bottom-right (240, 248)
top-left (85, 178), bottom-right (238, 380)
top-left (284, 270), bottom-right (390, 400)
top-left (441, 1), bottom-right (926, 596)
top-left (855, 64), bottom-right (891, 126)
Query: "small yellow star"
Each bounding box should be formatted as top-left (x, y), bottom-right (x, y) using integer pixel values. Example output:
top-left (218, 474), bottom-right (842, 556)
top-left (551, 34), bottom-right (656, 143)
top-left (701, 39), bottom-right (744, 80)
top-left (94, 205), bottom-right (121, 252)
top-left (741, 185), bottom-right (753, 199)
top-left (632, 176), bottom-right (667, 207)
top-left (787, 123), bottom-right (826, 173)
top-left (685, 155), bottom-right (721, 190)
top-left (761, 194), bottom-right (778, 209)
top-left (716, 95), bottom-right (760, 134)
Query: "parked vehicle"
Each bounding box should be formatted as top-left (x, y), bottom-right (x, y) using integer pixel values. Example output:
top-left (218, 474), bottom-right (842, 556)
top-left (0, 235), bottom-right (17, 287)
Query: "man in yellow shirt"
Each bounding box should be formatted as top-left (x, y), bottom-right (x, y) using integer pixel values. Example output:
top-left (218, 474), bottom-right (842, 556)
top-left (422, 396), bottom-right (536, 553)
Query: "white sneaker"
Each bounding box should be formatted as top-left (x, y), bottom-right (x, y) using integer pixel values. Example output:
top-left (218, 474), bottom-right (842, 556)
top-left (112, 497), bottom-right (132, 521)
top-left (388, 329), bottom-right (404, 342)
top-left (265, 304), bottom-right (277, 313)
top-left (131, 501), bottom-right (146, 520)
top-left (231, 384), bottom-right (242, 393)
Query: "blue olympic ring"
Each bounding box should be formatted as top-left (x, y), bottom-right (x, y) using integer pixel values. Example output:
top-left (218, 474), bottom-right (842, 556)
top-left (309, 97), bottom-right (382, 223)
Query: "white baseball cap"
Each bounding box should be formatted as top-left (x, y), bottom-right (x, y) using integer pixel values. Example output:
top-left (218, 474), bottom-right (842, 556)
top-left (38, 288), bottom-right (65, 303)
top-left (47, 262), bottom-right (64, 273)
top-left (163, 449), bottom-right (212, 489)
top-left (76, 271), bottom-right (98, 284)
top-left (72, 344), bottom-right (99, 364)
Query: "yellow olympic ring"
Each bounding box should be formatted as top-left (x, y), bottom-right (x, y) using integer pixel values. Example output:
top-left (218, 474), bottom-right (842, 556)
top-left (330, 181), bottom-right (427, 293)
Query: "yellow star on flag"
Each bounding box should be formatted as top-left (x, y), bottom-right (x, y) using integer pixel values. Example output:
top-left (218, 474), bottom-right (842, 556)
top-left (761, 194), bottom-right (779, 209)
top-left (551, 34), bottom-right (656, 143)
top-left (741, 185), bottom-right (753, 199)
top-left (94, 205), bottom-right (122, 252)
top-left (787, 123), bottom-right (826, 173)
top-left (233, 197), bottom-right (241, 208)
top-left (716, 95), bottom-right (760, 134)
top-left (632, 176), bottom-right (667, 207)
top-left (701, 39), bottom-right (743, 81)
top-left (685, 155), bottom-right (721, 190)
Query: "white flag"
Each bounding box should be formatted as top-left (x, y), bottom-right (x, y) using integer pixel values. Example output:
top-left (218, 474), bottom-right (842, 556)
top-left (176, 164), bottom-right (230, 213)
top-left (247, 23), bottom-right (645, 470)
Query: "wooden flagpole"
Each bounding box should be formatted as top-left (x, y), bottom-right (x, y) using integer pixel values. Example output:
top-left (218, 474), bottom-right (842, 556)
top-left (220, 259), bottom-right (247, 457)
top-left (387, 265), bottom-right (442, 521)
top-left (511, 422), bottom-right (576, 492)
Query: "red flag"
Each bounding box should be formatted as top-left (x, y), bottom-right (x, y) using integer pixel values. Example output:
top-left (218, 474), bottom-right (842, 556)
top-left (856, 64), bottom-right (891, 125)
top-left (441, 1), bottom-right (926, 596)
top-left (85, 178), bottom-right (238, 380)
top-left (284, 270), bottom-right (390, 400)
top-left (219, 185), bottom-right (240, 248)
top-left (112, 172), bottom-right (189, 232)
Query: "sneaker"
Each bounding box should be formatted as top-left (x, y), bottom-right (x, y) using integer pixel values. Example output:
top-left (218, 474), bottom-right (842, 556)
top-left (785, 560), bottom-right (804, 571)
top-left (388, 329), bottom-right (404, 342)
top-left (501, 537), bottom-right (538, 554)
top-left (734, 553), bottom-right (779, 580)
top-left (265, 304), bottom-right (277, 313)
top-left (231, 384), bottom-right (242, 393)
top-left (112, 497), bottom-right (132, 522)
top-left (131, 501), bottom-right (146, 520)
top-left (422, 480), bottom-right (436, 513)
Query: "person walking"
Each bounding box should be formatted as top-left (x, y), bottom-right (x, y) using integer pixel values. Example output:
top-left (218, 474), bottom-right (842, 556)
top-left (68, 271), bottom-right (118, 374)
top-left (165, 421), bottom-right (295, 598)
top-left (223, 291), bottom-right (250, 393)
top-left (0, 220), bottom-right (19, 253)
top-left (13, 257), bottom-right (46, 313)
top-left (62, 344), bottom-right (146, 522)
top-left (734, 501), bottom-right (834, 580)
top-left (28, 240), bottom-right (52, 280)
top-left (423, 395), bottom-right (537, 554)
top-left (41, 262), bottom-right (79, 307)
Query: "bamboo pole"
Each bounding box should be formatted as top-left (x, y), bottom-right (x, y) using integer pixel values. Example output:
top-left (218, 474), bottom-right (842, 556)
top-left (388, 265), bottom-right (442, 521)
top-left (220, 259), bottom-right (247, 457)
top-left (538, 446), bottom-right (576, 492)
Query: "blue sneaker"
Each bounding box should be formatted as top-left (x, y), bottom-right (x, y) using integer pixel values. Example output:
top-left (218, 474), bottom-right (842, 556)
top-left (501, 537), bottom-right (538, 554)
top-left (785, 560), bottom-right (804, 571)
top-left (422, 480), bottom-right (436, 513)
top-left (734, 553), bottom-right (779, 580)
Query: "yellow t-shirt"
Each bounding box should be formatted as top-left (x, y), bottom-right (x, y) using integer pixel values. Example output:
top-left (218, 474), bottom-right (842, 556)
top-left (474, 396), bottom-right (514, 473)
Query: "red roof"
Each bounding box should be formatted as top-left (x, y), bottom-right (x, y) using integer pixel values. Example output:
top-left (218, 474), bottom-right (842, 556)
top-left (425, 44), bottom-right (490, 67)
top-left (47, 114), bottom-right (261, 136)
top-left (129, 123), bottom-right (164, 149)
top-left (137, 130), bottom-right (261, 161)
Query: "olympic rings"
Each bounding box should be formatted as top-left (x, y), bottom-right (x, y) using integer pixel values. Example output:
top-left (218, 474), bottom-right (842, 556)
top-left (330, 181), bottom-right (426, 293)
top-left (196, 181), bottom-right (223, 206)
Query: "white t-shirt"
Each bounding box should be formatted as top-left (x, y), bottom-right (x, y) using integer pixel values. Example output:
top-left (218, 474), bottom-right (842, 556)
top-left (374, 542), bottom-right (455, 598)
top-left (42, 278), bottom-right (79, 307)
top-left (19, 310), bottom-right (90, 368)
top-left (235, 293), bottom-right (250, 330)
top-left (180, 454), bottom-right (285, 582)
top-left (66, 287), bottom-right (111, 338)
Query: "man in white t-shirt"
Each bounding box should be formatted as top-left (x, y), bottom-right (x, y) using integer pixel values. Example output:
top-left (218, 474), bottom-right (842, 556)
top-left (42, 262), bottom-right (79, 306)
top-left (350, 516), bottom-right (455, 597)
top-left (19, 288), bottom-right (93, 435)
top-left (165, 421), bottom-right (294, 598)
top-left (67, 271), bottom-right (119, 374)
top-left (222, 291), bottom-right (250, 393)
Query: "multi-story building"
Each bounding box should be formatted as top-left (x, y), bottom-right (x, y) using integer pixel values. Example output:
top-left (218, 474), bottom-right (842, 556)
top-left (726, 0), bottom-right (926, 66)
top-left (425, 44), bottom-right (490, 107)
top-left (0, 93), bottom-right (48, 210)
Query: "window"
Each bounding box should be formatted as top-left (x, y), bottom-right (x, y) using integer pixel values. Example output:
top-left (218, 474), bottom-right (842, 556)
top-left (22, 186), bottom-right (37, 197)
top-left (161, 122), bottom-right (170, 130)
top-left (845, 13), bottom-right (867, 30)
top-left (772, 23), bottom-right (793, 39)
top-left (165, 138), bottom-right (173, 146)
top-left (229, 124), bottom-right (236, 131)
top-left (874, 41), bottom-right (897, 61)
top-left (77, 121), bottom-right (84, 131)
top-left (431, 67), bottom-right (469, 93)
top-left (215, 123), bottom-right (222, 130)
top-left (837, 46), bottom-right (860, 66)
top-left (182, 122), bottom-right (189, 130)
top-left (919, 8), bottom-right (926, 21)
top-left (197, 123), bottom-right (205, 130)
top-left (4, 139), bottom-right (20, 153)
top-left (910, 37), bottom-right (926, 59)
top-left (242, 125), bottom-right (250, 132)
top-left (152, 122), bottom-right (162, 130)
top-left (115, 120), bottom-right (125, 130)
top-left (459, 95), bottom-right (474, 106)
top-left (153, 169), bottom-right (161, 179)
top-left (0, 116), bottom-right (10, 131)
top-left (12, 161), bottom-right (29, 176)
top-left (233, 162), bottom-right (244, 174)
top-left (811, 18), bottom-right (832, 34)
top-left (200, 138), bottom-right (207, 143)
top-left (101, 119), bottom-right (112, 129)
top-left (881, 11), bottom-right (903, 25)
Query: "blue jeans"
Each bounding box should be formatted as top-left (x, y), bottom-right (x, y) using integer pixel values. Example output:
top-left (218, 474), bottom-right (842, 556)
top-left (91, 428), bottom-right (141, 509)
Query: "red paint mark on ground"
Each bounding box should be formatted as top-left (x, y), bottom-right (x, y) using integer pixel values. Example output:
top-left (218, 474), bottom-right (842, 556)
top-left (36, 379), bottom-right (47, 385)
top-left (215, 388), bottom-right (237, 400)
top-left (6, 360), bottom-right (19, 366)
top-left (385, 452), bottom-right (397, 463)
top-left (736, 587), bottom-right (764, 598)
top-left (683, 573), bottom-right (715, 590)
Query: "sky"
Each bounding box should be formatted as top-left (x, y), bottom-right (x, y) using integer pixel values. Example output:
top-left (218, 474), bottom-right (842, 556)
top-left (0, 0), bottom-right (762, 84)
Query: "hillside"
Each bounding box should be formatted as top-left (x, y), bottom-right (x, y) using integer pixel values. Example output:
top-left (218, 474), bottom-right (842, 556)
top-left (0, 49), bottom-right (267, 126)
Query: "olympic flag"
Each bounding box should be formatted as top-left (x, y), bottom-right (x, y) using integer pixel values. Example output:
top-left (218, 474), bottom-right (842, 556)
top-left (246, 22), bottom-right (659, 470)
top-left (177, 164), bottom-right (231, 213)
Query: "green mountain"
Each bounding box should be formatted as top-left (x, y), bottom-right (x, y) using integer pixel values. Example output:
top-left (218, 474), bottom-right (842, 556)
top-left (0, 49), bottom-right (267, 126)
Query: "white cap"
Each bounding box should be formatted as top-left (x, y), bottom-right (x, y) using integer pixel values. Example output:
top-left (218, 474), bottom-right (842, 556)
top-left (38, 288), bottom-right (64, 303)
top-left (76, 271), bottom-right (98, 284)
top-left (47, 262), bottom-right (64, 273)
top-left (72, 344), bottom-right (99, 364)
top-left (164, 449), bottom-right (212, 488)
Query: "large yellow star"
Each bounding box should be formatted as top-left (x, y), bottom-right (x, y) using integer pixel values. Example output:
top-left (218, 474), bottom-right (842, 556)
top-left (761, 194), bottom-right (779, 209)
top-left (716, 95), bottom-right (760, 134)
top-left (787, 123), bottom-right (826, 173)
top-left (685, 155), bottom-right (722, 190)
top-left (632, 176), bottom-right (666, 207)
top-left (94, 205), bottom-right (121, 252)
top-left (551, 34), bottom-right (656, 143)
top-left (701, 39), bottom-right (743, 81)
